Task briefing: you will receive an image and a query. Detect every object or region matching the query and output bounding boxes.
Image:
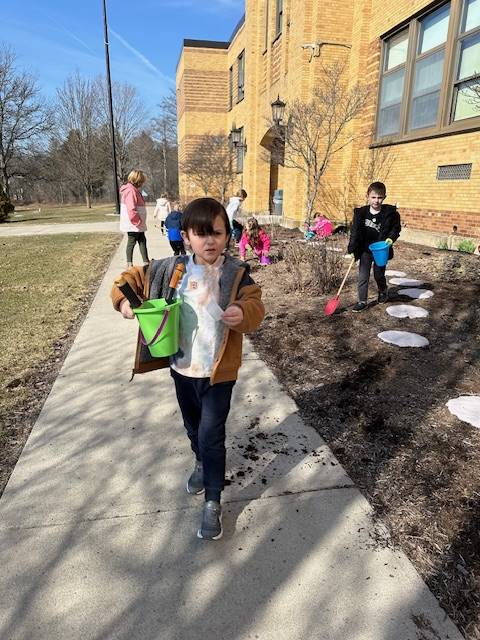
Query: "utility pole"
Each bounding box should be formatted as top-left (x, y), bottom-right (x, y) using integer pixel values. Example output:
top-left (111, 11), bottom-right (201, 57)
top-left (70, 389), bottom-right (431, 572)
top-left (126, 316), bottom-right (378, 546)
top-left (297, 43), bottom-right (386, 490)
top-left (102, 0), bottom-right (120, 214)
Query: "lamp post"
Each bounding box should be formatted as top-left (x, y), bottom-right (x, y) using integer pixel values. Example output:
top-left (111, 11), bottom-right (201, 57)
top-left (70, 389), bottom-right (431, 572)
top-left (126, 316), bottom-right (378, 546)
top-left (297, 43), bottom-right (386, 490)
top-left (271, 95), bottom-right (286, 125)
top-left (102, 0), bottom-right (120, 215)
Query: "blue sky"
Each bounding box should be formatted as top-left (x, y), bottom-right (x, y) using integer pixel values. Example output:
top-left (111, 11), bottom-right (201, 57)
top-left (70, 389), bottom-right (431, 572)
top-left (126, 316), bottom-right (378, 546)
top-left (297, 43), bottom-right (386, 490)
top-left (3, 0), bottom-right (244, 116)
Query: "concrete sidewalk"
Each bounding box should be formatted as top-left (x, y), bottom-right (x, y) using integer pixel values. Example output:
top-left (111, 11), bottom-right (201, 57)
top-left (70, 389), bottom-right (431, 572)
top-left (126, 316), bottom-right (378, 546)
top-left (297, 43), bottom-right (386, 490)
top-left (0, 221), bottom-right (463, 640)
top-left (0, 220), bottom-right (121, 236)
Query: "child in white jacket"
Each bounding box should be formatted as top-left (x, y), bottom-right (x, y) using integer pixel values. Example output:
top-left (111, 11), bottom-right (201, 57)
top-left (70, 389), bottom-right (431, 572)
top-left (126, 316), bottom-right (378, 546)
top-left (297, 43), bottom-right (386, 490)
top-left (153, 193), bottom-right (171, 235)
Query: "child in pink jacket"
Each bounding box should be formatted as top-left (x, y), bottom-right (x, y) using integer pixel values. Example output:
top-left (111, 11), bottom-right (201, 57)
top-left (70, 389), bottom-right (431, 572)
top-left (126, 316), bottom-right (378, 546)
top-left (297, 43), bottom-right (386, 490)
top-left (119, 169), bottom-right (149, 267)
top-left (239, 217), bottom-right (271, 265)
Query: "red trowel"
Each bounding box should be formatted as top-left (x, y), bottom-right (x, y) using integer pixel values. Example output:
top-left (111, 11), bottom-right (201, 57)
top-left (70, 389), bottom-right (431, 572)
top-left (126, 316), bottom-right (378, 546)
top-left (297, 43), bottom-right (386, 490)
top-left (324, 256), bottom-right (356, 316)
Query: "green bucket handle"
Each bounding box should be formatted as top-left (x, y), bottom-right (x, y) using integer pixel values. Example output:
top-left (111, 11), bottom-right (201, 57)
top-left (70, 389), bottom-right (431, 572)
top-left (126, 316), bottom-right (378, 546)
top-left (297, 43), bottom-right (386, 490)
top-left (139, 310), bottom-right (170, 347)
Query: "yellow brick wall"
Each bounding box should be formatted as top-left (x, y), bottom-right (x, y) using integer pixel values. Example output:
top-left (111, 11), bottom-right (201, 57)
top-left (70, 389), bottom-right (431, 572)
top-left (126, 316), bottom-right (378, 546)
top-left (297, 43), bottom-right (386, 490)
top-left (177, 0), bottom-right (480, 235)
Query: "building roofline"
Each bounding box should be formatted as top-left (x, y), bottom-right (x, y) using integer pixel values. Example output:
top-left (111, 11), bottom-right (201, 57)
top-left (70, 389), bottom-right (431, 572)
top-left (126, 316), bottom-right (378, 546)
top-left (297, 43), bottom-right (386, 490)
top-left (229, 14), bottom-right (245, 42)
top-left (176, 40), bottom-right (228, 73)
top-left (176, 14), bottom-right (245, 74)
top-left (183, 39), bottom-right (230, 50)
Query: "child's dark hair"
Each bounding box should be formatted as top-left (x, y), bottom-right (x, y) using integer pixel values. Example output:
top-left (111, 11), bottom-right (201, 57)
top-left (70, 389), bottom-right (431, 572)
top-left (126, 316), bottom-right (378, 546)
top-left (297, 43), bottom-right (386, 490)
top-left (367, 181), bottom-right (386, 196)
top-left (182, 197), bottom-right (231, 237)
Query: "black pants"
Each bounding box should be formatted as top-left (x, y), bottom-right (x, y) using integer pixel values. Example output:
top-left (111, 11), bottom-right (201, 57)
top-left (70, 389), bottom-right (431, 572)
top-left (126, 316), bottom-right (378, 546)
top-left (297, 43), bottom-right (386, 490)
top-left (171, 369), bottom-right (235, 501)
top-left (358, 250), bottom-right (387, 302)
top-left (126, 232), bottom-right (149, 264)
top-left (169, 240), bottom-right (186, 256)
top-left (232, 219), bottom-right (243, 242)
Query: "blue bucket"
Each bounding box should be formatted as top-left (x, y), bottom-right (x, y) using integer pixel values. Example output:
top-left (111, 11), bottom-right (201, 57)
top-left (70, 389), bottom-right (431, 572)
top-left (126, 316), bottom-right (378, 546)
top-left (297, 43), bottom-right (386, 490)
top-left (369, 241), bottom-right (390, 267)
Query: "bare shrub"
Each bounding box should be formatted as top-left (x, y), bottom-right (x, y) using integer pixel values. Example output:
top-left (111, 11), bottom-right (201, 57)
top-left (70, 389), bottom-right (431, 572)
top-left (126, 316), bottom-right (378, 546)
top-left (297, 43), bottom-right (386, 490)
top-left (283, 239), bottom-right (345, 294)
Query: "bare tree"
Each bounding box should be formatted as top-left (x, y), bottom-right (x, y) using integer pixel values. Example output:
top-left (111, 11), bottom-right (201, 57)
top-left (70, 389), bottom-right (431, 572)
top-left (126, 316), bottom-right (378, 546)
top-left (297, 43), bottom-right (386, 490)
top-left (0, 46), bottom-right (52, 196)
top-left (128, 130), bottom-right (163, 198)
top-left (55, 72), bottom-right (105, 208)
top-left (151, 89), bottom-right (178, 195)
top-left (0, 181), bottom-right (14, 222)
top-left (95, 77), bottom-right (148, 181)
top-left (270, 61), bottom-right (369, 222)
top-left (182, 133), bottom-right (234, 202)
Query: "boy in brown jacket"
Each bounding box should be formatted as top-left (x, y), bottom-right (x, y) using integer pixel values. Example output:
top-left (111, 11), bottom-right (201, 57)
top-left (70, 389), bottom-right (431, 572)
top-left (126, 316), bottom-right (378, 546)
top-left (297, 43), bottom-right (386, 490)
top-left (111, 198), bottom-right (264, 540)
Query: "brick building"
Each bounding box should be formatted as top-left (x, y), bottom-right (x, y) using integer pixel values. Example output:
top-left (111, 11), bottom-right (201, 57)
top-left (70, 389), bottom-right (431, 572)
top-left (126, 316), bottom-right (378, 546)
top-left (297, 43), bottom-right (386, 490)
top-left (176, 0), bottom-right (480, 240)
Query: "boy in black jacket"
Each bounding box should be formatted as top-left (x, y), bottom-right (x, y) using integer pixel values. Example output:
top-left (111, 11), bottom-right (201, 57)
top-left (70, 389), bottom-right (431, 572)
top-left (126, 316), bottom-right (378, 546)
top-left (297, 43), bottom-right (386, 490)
top-left (347, 182), bottom-right (401, 312)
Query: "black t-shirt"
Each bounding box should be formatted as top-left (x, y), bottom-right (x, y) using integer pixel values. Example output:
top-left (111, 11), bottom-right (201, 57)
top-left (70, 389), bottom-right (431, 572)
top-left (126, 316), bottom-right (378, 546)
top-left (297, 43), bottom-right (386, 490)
top-left (364, 207), bottom-right (382, 245)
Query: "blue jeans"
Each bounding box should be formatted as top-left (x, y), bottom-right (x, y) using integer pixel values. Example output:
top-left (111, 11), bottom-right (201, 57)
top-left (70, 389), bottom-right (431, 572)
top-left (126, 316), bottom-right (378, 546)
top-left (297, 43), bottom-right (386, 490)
top-left (171, 369), bottom-right (235, 501)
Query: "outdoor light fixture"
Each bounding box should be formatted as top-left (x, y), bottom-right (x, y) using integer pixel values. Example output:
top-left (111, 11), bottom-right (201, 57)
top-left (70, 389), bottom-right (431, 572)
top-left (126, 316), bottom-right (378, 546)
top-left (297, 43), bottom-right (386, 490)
top-left (231, 127), bottom-right (241, 145)
top-left (271, 95), bottom-right (286, 125)
top-left (230, 127), bottom-right (247, 152)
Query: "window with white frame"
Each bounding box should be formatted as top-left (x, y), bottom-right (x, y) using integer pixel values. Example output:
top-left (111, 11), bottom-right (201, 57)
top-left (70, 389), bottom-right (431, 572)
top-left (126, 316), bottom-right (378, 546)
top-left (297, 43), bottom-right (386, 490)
top-left (376, 0), bottom-right (480, 140)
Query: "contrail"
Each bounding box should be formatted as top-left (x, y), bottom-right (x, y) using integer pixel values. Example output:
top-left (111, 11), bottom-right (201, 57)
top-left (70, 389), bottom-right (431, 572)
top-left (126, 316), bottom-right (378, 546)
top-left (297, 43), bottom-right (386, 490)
top-left (110, 28), bottom-right (174, 84)
top-left (47, 15), bottom-right (99, 56)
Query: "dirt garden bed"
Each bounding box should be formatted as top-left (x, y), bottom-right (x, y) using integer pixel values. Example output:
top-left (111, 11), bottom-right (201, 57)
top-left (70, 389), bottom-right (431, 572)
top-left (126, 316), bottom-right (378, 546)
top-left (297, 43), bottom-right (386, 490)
top-left (246, 227), bottom-right (480, 639)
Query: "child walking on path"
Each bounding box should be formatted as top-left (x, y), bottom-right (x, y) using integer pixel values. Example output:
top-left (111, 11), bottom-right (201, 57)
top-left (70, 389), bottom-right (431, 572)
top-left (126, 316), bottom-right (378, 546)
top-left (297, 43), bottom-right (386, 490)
top-left (119, 170), bottom-right (149, 268)
top-left (239, 217), bottom-right (272, 265)
top-left (111, 197), bottom-right (264, 540)
top-left (347, 181), bottom-right (401, 312)
top-left (165, 202), bottom-right (186, 256)
top-left (153, 193), bottom-right (171, 235)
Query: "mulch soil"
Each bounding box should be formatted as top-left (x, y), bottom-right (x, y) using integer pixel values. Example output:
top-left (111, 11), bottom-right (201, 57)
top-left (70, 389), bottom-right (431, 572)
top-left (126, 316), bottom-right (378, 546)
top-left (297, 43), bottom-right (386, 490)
top-left (247, 228), bottom-right (480, 640)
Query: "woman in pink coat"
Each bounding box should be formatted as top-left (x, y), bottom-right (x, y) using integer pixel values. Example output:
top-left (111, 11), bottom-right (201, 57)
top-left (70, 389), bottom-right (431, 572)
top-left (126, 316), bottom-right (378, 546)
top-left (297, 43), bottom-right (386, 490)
top-left (119, 170), bottom-right (149, 267)
top-left (239, 217), bottom-right (271, 265)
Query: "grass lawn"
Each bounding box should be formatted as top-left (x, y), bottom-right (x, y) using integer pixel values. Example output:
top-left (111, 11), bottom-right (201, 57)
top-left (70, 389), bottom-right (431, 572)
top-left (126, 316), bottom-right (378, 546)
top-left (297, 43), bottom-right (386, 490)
top-left (6, 203), bottom-right (119, 225)
top-left (0, 233), bottom-right (120, 492)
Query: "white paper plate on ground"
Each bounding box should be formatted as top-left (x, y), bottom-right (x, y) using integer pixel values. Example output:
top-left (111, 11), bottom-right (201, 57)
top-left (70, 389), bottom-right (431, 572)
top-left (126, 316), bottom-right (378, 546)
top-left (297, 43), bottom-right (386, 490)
top-left (386, 305), bottom-right (429, 319)
top-left (378, 330), bottom-right (429, 347)
top-left (446, 396), bottom-right (480, 428)
top-left (398, 288), bottom-right (434, 299)
top-left (389, 277), bottom-right (425, 286)
top-left (385, 270), bottom-right (406, 277)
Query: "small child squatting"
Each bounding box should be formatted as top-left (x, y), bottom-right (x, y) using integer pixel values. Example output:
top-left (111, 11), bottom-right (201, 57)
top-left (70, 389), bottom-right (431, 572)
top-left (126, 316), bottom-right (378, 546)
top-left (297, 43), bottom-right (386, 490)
top-left (239, 217), bottom-right (271, 265)
top-left (111, 197), bottom-right (265, 540)
top-left (347, 181), bottom-right (401, 312)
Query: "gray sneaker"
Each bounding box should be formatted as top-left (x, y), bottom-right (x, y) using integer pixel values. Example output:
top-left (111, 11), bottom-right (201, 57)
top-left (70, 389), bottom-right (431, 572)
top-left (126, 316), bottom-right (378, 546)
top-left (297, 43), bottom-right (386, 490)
top-left (186, 460), bottom-right (204, 495)
top-left (197, 500), bottom-right (223, 540)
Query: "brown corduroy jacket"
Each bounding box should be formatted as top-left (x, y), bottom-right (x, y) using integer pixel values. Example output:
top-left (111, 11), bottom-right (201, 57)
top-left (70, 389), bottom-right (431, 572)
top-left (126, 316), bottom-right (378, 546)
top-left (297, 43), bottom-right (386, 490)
top-left (111, 256), bottom-right (264, 384)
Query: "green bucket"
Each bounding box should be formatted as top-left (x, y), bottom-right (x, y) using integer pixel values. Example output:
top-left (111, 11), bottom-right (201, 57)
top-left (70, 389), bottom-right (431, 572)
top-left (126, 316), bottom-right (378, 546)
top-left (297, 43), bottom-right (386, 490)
top-left (133, 298), bottom-right (182, 358)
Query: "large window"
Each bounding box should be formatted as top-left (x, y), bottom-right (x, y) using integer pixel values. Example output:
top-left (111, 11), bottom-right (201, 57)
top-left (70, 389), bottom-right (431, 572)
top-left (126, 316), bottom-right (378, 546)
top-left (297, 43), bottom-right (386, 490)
top-left (376, 0), bottom-right (480, 141)
top-left (378, 30), bottom-right (409, 135)
top-left (237, 51), bottom-right (245, 102)
top-left (410, 3), bottom-right (450, 129)
top-left (452, 0), bottom-right (480, 120)
top-left (275, 0), bottom-right (283, 37)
